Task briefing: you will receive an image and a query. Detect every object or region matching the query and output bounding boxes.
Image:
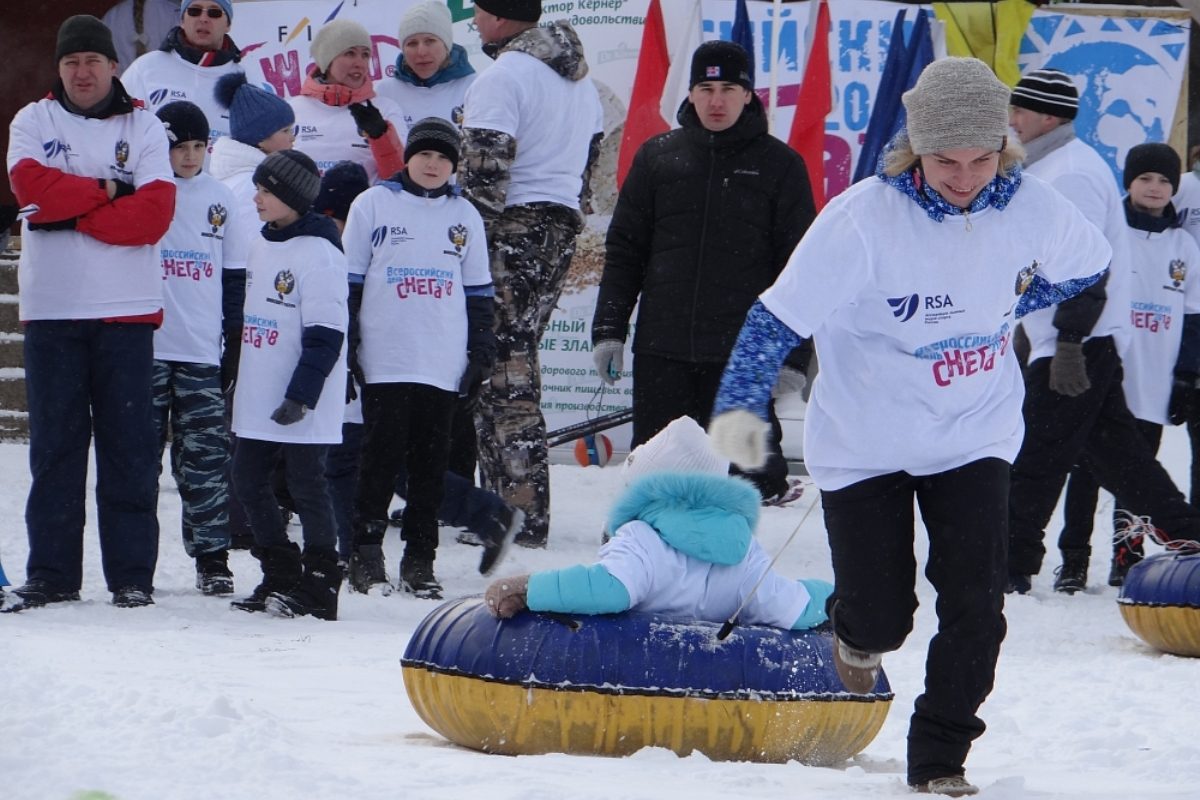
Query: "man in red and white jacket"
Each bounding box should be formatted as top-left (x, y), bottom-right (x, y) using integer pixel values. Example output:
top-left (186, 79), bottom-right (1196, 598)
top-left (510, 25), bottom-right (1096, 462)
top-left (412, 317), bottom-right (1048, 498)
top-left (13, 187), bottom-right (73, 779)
top-left (2, 15), bottom-right (176, 611)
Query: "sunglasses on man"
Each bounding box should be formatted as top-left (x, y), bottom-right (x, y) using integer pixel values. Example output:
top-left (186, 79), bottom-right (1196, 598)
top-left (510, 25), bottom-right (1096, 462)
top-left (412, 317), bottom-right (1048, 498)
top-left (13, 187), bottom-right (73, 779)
top-left (185, 6), bottom-right (225, 18)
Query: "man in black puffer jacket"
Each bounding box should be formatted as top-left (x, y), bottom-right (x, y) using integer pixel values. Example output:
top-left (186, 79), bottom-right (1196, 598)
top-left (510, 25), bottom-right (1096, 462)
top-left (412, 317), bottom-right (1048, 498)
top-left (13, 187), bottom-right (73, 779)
top-left (592, 41), bottom-right (815, 502)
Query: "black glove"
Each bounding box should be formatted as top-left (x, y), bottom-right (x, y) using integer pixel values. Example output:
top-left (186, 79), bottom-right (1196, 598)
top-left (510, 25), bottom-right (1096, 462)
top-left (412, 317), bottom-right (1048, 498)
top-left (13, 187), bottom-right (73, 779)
top-left (348, 101), bottom-right (388, 140)
top-left (347, 346), bottom-right (365, 402)
top-left (1048, 340), bottom-right (1090, 397)
top-left (270, 398), bottom-right (307, 425)
top-left (220, 327), bottom-right (241, 397)
top-left (28, 217), bottom-right (78, 231)
top-left (1168, 376), bottom-right (1197, 426)
top-left (345, 368), bottom-right (359, 404)
top-left (0, 204), bottom-right (18, 231)
top-left (458, 361), bottom-right (489, 409)
top-left (111, 180), bottom-right (136, 200)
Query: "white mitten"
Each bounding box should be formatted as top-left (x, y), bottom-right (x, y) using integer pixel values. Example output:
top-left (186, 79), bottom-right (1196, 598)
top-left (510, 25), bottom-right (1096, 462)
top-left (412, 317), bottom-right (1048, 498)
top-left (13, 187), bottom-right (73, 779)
top-left (708, 409), bottom-right (769, 470)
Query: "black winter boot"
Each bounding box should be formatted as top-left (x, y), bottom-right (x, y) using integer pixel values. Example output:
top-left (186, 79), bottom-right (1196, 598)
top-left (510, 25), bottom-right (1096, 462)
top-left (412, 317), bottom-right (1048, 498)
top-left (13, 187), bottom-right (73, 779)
top-left (478, 506), bottom-right (523, 576)
top-left (348, 520), bottom-right (392, 595)
top-left (195, 550), bottom-right (235, 596)
top-left (266, 548), bottom-right (343, 621)
top-left (1053, 549), bottom-right (1089, 594)
top-left (399, 555), bottom-right (443, 600)
top-left (230, 543), bottom-right (302, 613)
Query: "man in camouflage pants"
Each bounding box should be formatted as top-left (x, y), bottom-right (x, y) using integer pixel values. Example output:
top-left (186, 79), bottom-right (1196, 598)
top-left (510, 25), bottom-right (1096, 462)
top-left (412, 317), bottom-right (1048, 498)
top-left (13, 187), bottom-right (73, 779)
top-left (460, 0), bottom-right (603, 547)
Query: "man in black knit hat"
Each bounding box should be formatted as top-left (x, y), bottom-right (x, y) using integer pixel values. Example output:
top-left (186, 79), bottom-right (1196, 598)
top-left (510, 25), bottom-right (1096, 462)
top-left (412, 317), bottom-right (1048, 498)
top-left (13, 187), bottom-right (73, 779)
top-left (1006, 67), bottom-right (1200, 594)
top-left (591, 40), bottom-right (816, 505)
top-left (3, 15), bottom-right (176, 611)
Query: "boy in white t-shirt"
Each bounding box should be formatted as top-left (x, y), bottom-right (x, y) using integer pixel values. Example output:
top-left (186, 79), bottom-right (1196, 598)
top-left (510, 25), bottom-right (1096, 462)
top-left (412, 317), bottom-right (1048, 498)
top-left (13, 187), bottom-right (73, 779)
top-left (342, 118), bottom-right (495, 600)
top-left (228, 150), bottom-right (348, 621)
top-left (1055, 143), bottom-right (1200, 591)
top-left (152, 100), bottom-right (248, 596)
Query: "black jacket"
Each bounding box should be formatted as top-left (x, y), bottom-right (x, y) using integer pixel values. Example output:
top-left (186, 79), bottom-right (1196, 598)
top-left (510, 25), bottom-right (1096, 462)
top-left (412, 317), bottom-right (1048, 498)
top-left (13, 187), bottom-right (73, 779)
top-left (592, 94), bottom-right (815, 363)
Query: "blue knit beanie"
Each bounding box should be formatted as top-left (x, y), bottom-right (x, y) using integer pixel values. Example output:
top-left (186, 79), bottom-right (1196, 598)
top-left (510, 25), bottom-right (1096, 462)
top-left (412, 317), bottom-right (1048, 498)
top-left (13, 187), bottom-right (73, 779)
top-left (214, 72), bottom-right (294, 147)
top-left (181, 1), bottom-right (233, 22)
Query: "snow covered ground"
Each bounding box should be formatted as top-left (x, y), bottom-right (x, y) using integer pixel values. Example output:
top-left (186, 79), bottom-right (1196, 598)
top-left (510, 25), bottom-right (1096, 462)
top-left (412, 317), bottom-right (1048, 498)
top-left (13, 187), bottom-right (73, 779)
top-left (3, 430), bottom-right (1199, 800)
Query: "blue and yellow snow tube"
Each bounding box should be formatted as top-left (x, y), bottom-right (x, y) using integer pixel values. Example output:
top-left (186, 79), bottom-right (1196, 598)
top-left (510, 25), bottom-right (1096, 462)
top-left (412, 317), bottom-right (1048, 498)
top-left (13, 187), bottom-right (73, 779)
top-left (1118, 551), bottom-right (1200, 657)
top-left (401, 597), bottom-right (893, 764)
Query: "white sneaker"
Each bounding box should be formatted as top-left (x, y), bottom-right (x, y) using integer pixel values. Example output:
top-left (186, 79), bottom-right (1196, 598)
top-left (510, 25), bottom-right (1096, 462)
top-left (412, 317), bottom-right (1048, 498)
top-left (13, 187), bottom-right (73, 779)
top-left (910, 776), bottom-right (979, 796)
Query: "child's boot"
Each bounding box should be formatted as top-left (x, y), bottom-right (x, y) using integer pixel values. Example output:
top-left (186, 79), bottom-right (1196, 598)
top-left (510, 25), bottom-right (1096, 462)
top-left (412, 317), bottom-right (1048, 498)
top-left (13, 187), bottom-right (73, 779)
top-left (266, 548), bottom-right (343, 620)
top-left (230, 542), bottom-right (302, 612)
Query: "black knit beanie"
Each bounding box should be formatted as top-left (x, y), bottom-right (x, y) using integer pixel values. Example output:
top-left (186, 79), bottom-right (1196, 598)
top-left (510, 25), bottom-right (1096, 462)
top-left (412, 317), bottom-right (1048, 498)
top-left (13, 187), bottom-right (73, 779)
top-left (56, 15), bottom-right (118, 62)
top-left (689, 41), bottom-right (753, 90)
top-left (474, 0), bottom-right (541, 23)
top-left (1124, 143), bottom-right (1182, 194)
top-left (1010, 68), bottom-right (1079, 120)
top-left (253, 150), bottom-right (322, 215)
top-left (157, 101), bottom-right (210, 145)
top-left (315, 161), bottom-right (370, 222)
top-left (406, 117), bottom-right (462, 171)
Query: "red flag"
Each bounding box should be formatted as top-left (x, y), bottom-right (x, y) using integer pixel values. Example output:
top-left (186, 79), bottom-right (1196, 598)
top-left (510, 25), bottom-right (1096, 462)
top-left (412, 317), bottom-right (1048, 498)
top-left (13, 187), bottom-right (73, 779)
top-left (787, 0), bottom-right (832, 209)
top-left (616, 0), bottom-right (670, 188)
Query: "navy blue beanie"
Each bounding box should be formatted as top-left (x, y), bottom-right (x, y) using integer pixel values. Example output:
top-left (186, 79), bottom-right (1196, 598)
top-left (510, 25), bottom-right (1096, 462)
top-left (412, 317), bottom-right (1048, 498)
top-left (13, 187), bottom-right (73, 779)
top-left (315, 161), bottom-right (370, 221)
top-left (214, 72), bottom-right (295, 147)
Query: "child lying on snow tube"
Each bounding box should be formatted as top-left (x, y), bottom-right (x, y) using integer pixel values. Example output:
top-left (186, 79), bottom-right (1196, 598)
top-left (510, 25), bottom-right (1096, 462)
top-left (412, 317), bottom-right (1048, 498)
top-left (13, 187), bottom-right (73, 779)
top-left (485, 416), bottom-right (833, 628)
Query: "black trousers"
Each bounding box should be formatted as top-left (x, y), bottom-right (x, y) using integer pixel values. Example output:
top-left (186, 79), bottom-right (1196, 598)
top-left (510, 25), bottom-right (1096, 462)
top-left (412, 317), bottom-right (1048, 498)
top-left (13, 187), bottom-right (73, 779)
top-left (356, 382), bottom-right (456, 561)
top-left (1058, 418), bottom-right (1163, 555)
top-left (231, 438), bottom-right (335, 552)
top-left (821, 458), bottom-right (1009, 785)
top-left (632, 352), bottom-right (788, 499)
top-left (1008, 336), bottom-right (1199, 575)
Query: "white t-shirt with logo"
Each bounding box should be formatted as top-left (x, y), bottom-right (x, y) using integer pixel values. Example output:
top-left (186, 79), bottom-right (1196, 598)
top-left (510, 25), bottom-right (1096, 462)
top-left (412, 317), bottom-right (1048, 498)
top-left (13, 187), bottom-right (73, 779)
top-left (463, 52), bottom-right (602, 210)
top-left (1020, 137), bottom-right (1132, 361)
top-left (233, 232), bottom-right (348, 444)
top-left (1121, 226), bottom-right (1200, 425)
top-left (289, 94), bottom-right (408, 183)
top-left (120, 50), bottom-right (243, 164)
top-left (154, 171), bottom-right (249, 365)
top-left (760, 175), bottom-right (1111, 491)
top-left (342, 184), bottom-right (489, 391)
top-left (8, 97), bottom-right (172, 321)
top-left (376, 74), bottom-right (474, 130)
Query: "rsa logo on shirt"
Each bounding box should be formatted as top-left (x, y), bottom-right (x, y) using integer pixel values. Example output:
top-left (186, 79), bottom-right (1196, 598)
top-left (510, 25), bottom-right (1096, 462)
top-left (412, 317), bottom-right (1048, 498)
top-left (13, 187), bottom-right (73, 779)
top-left (42, 139), bottom-right (73, 162)
top-left (372, 225), bottom-right (414, 247)
top-left (148, 88), bottom-right (188, 106)
top-left (887, 293), bottom-right (963, 325)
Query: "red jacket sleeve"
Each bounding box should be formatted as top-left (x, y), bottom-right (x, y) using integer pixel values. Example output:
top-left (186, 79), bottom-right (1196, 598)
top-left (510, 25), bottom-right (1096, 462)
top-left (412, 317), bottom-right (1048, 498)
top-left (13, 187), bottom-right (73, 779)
top-left (76, 179), bottom-right (176, 247)
top-left (8, 158), bottom-right (110, 222)
top-left (369, 122), bottom-right (405, 180)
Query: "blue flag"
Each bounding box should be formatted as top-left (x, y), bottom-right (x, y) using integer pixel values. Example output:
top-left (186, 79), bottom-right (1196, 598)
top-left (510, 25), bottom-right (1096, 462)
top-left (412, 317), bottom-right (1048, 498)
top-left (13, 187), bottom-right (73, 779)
top-left (852, 8), bottom-right (934, 183)
top-left (731, 0), bottom-right (755, 87)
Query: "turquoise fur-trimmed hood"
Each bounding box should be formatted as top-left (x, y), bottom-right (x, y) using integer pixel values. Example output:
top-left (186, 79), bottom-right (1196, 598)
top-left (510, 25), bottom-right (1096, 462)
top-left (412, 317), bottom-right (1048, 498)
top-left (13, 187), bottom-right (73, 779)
top-left (607, 472), bottom-right (760, 565)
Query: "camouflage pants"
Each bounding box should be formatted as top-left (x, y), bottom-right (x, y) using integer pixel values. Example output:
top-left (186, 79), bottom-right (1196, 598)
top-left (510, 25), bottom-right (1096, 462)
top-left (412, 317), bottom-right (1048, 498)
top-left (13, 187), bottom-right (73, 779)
top-left (152, 360), bottom-right (231, 557)
top-left (476, 203), bottom-right (583, 544)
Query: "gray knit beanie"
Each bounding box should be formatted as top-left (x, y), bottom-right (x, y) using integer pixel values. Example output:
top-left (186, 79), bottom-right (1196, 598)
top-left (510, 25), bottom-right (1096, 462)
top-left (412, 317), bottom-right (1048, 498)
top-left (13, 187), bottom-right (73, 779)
top-left (253, 150), bottom-right (322, 215)
top-left (311, 19), bottom-right (372, 75)
top-left (902, 57), bottom-right (1011, 155)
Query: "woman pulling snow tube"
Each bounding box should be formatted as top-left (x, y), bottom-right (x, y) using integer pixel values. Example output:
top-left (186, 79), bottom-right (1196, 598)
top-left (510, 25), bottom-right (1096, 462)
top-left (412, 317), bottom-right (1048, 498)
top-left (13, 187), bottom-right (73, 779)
top-left (1118, 550), bottom-right (1200, 657)
top-left (401, 596), bottom-right (893, 764)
